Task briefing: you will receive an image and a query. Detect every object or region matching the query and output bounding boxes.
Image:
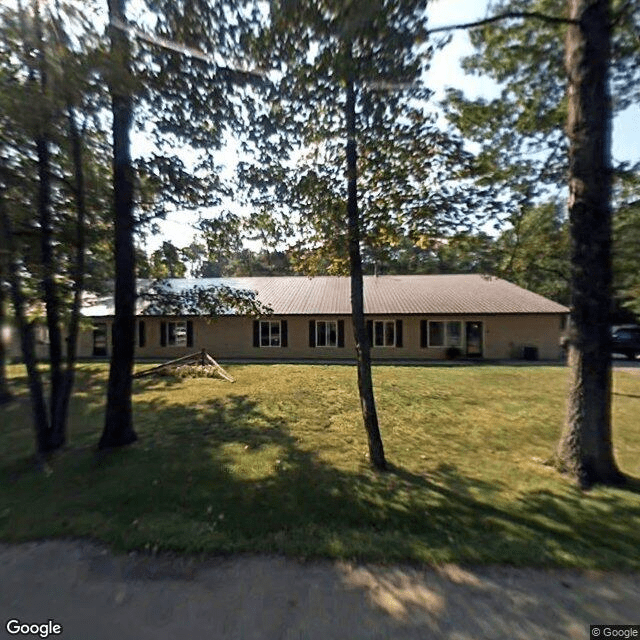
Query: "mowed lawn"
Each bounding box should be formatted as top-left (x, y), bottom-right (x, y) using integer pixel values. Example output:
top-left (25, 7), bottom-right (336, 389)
top-left (1, 363), bottom-right (640, 568)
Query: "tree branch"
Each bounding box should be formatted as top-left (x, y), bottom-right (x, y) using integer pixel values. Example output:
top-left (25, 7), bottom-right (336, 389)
top-left (611, 0), bottom-right (637, 28)
top-left (109, 16), bottom-right (268, 83)
top-left (428, 11), bottom-right (578, 35)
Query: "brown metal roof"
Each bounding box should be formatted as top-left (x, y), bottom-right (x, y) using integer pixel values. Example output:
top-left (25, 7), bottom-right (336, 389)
top-left (83, 275), bottom-right (569, 316)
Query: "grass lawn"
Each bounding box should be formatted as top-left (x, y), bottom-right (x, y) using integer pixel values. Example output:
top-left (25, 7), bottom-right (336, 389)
top-left (1, 362), bottom-right (640, 568)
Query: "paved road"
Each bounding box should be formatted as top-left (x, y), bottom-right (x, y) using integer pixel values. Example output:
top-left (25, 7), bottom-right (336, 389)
top-left (1, 541), bottom-right (639, 640)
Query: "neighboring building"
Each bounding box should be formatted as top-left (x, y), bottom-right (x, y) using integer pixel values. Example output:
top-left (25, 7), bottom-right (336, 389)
top-left (57, 274), bottom-right (567, 362)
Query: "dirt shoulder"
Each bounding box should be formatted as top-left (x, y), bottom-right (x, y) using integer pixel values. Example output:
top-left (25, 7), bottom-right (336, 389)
top-left (1, 541), bottom-right (639, 640)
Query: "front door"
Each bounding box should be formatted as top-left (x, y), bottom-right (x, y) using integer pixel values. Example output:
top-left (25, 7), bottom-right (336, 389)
top-left (92, 323), bottom-right (108, 357)
top-left (466, 321), bottom-right (483, 357)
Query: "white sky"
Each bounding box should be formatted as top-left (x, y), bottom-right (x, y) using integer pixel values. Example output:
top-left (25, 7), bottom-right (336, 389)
top-left (147, 0), bottom-right (639, 253)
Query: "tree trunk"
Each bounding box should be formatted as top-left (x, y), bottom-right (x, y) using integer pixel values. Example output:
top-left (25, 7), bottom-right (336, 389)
top-left (55, 107), bottom-right (87, 432)
top-left (0, 192), bottom-right (50, 456)
top-left (0, 275), bottom-right (12, 405)
top-left (345, 76), bottom-right (387, 471)
top-left (557, 0), bottom-right (624, 488)
top-left (100, 0), bottom-right (138, 449)
top-left (34, 1), bottom-right (65, 450)
top-left (35, 134), bottom-right (65, 450)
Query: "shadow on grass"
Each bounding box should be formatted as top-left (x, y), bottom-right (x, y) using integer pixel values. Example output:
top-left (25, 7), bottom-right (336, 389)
top-left (614, 391), bottom-right (640, 399)
top-left (2, 365), bottom-right (640, 573)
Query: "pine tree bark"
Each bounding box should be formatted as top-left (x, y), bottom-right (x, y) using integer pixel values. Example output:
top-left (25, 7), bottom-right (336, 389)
top-left (34, 1), bottom-right (65, 450)
top-left (345, 76), bottom-right (387, 471)
top-left (35, 133), bottom-right (65, 450)
top-left (557, 0), bottom-right (624, 488)
top-left (55, 107), bottom-right (87, 432)
top-left (100, 0), bottom-right (138, 449)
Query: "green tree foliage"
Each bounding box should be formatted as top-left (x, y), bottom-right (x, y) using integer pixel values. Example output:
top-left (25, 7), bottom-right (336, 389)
top-left (440, 0), bottom-right (638, 486)
top-left (1, 0), bottom-right (265, 453)
top-left (612, 169), bottom-right (640, 319)
top-left (495, 201), bottom-right (570, 305)
top-left (132, 0), bottom-right (263, 218)
top-left (100, 0), bottom-right (264, 448)
top-left (0, 1), bottom-right (114, 455)
top-left (239, 0), bottom-right (483, 469)
top-left (137, 241), bottom-right (187, 279)
top-left (359, 231), bottom-right (499, 276)
top-left (140, 281), bottom-right (272, 317)
top-left (442, 0), bottom-right (640, 307)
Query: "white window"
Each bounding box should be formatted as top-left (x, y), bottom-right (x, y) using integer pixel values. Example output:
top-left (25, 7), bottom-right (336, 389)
top-left (167, 321), bottom-right (187, 347)
top-left (373, 320), bottom-right (396, 347)
top-left (260, 320), bottom-right (281, 347)
top-left (316, 320), bottom-right (337, 347)
top-left (429, 321), bottom-right (463, 347)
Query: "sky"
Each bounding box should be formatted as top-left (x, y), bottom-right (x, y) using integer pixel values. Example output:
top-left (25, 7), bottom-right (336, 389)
top-left (146, 0), bottom-right (640, 253)
top-left (427, 0), bottom-right (639, 164)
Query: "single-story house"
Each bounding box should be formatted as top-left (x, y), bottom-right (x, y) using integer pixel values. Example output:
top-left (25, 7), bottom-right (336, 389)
top-left (32, 274), bottom-right (568, 362)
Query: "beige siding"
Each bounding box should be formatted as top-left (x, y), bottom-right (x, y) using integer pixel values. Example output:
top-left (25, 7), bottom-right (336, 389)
top-left (67, 313), bottom-right (566, 361)
top-left (483, 314), bottom-right (565, 360)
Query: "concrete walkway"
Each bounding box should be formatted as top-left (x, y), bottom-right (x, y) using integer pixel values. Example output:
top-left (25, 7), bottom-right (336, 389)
top-left (1, 541), bottom-right (639, 640)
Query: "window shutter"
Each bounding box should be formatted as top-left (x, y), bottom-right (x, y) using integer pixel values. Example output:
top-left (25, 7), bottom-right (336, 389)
top-left (395, 319), bottom-right (403, 347)
top-left (186, 320), bottom-right (194, 347)
top-left (420, 320), bottom-right (427, 348)
top-left (111, 323), bottom-right (115, 345)
top-left (160, 321), bottom-right (167, 347)
top-left (366, 320), bottom-right (373, 346)
top-left (309, 320), bottom-right (316, 347)
top-left (253, 320), bottom-right (260, 348)
top-left (281, 320), bottom-right (288, 347)
top-left (138, 320), bottom-right (146, 348)
top-left (337, 320), bottom-right (345, 348)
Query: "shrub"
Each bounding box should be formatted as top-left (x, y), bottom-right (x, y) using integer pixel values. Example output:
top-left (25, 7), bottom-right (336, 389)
top-left (445, 347), bottom-right (462, 360)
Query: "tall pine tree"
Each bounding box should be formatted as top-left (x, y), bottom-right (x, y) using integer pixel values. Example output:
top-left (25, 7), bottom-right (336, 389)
top-left (241, 0), bottom-right (476, 469)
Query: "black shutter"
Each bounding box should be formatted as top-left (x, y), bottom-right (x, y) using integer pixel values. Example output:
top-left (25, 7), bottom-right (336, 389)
top-left (160, 321), bottom-right (167, 346)
top-left (111, 323), bottom-right (115, 345)
top-left (337, 320), bottom-right (345, 348)
top-left (186, 320), bottom-right (194, 347)
top-left (420, 320), bottom-right (427, 348)
top-left (253, 320), bottom-right (260, 347)
top-left (367, 320), bottom-right (373, 346)
top-left (138, 320), bottom-right (146, 348)
top-left (281, 320), bottom-right (288, 347)
top-left (309, 320), bottom-right (316, 347)
top-left (395, 319), bottom-right (403, 347)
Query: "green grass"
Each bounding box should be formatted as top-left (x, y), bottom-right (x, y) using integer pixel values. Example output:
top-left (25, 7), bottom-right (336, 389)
top-left (1, 362), bottom-right (640, 568)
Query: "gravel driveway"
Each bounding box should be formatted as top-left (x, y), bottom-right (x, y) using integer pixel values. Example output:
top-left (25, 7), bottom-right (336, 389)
top-left (1, 541), bottom-right (639, 640)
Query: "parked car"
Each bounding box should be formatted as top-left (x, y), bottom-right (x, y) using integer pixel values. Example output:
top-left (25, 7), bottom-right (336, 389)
top-left (611, 325), bottom-right (640, 360)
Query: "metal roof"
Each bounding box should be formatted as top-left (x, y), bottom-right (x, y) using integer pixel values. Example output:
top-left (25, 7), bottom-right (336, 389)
top-left (82, 275), bottom-right (569, 317)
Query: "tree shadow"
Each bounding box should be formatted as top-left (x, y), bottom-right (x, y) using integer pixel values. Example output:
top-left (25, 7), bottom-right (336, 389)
top-left (2, 368), bottom-right (640, 576)
top-left (77, 389), bottom-right (640, 570)
top-left (613, 391), bottom-right (640, 399)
